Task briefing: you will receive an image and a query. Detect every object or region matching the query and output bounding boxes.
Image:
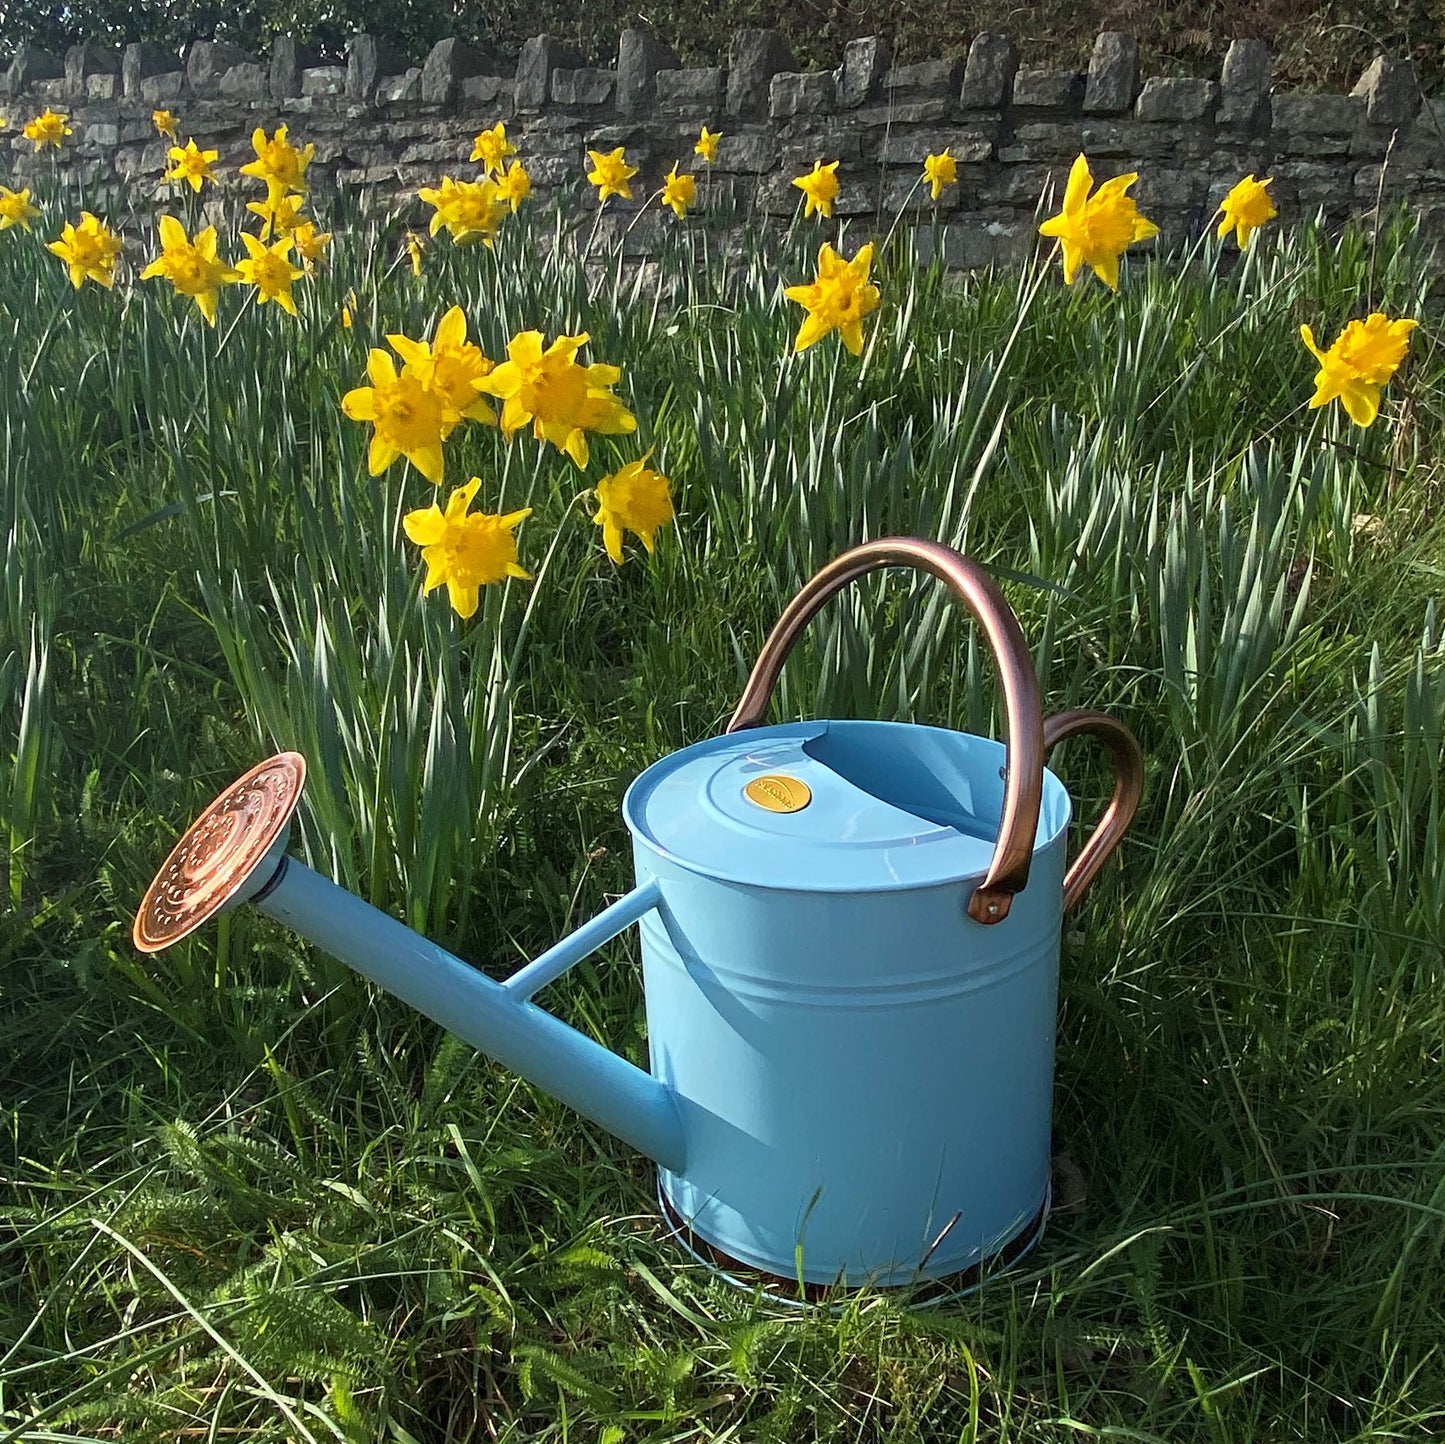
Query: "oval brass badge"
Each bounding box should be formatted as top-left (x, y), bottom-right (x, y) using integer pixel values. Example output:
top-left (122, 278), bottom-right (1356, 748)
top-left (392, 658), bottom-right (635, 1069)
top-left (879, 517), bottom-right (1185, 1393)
top-left (743, 774), bottom-right (813, 813)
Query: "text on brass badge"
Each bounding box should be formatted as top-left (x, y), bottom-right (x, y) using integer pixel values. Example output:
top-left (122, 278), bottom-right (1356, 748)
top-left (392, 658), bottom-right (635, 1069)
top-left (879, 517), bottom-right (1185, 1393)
top-left (743, 774), bottom-right (813, 813)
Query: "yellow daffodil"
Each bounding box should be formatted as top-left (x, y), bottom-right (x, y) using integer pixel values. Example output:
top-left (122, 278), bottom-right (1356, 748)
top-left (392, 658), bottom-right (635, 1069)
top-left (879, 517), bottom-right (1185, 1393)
top-left (139, 215), bottom-right (240, 326)
top-left (152, 109), bottom-right (178, 139)
top-left (239, 125), bottom-right (314, 196)
top-left (235, 232), bottom-right (304, 316)
top-left (661, 164), bottom-right (695, 219)
top-left (404, 478), bottom-right (531, 618)
top-left (475, 330), bottom-right (637, 470)
top-left (341, 349), bottom-right (454, 483)
top-left (792, 160), bottom-right (840, 219)
top-left (165, 138), bottom-right (219, 193)
top-left (245, 190), bottom-right (306, 239)
top-left (387, 305), bottom-right (497, 426)
top-left (406, 232), bottom-right (424, 275)
top-left (47, 212), bottom-right (123, 289)
top-left (290, 220), bottom-right (331, 270)
top-left (784, 241), bottom-right (881, 357)
top-left (24, 109), bottom-right (71, 150)
top-left (1216, 174), bottom-right (1278, 249)
top-left (496, 160), bottom-right (531, 212)
top-left (1038, 153), bottom-right (1159, 290)
top-left (695, 126), bottom-right (721, 163)
top-left (594, 454), bottom-right (674, 564)
top-left (923, 149), bottom-right (957, 202)
top-left (341, 289), bottom-right (357, 328)
top-left (418, 176), bottom-right (509, 246)
top-left (469, 121), bottom-right (516, 175)
top-left (587, 147), bottom-right (638, 203)
top-left (1300, 314), bottom-right (1417, 428)
top-left (0, 186), bottom-right (40, 231)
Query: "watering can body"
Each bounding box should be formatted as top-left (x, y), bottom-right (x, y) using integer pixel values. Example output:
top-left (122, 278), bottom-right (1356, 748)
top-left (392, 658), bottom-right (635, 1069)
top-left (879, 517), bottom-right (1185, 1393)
top-left (134, 539), bottom-right (1143, 1292)
top-left (625, 719), bottom-right (1074, 1284)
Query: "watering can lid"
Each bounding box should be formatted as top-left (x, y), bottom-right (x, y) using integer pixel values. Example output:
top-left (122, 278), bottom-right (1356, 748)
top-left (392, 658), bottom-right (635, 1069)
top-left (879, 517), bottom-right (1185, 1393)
top-left (623, 720), bottom-right (1070, 893)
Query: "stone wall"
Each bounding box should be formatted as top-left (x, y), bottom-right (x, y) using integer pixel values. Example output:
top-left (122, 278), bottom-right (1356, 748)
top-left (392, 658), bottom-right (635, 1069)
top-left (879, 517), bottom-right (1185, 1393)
top-left (3, 28), bottom-right (1443, 266)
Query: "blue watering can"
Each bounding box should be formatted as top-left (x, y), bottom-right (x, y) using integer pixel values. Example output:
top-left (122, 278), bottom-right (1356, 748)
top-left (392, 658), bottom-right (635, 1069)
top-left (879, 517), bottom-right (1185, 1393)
top-left (135, 539), bottom-right (1143, 1290)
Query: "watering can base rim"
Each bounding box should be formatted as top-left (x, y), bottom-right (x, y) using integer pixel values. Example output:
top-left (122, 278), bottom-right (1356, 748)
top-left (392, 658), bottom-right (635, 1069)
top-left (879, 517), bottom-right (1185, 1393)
top-left (657, 1185), bottom-right (1049, 1303)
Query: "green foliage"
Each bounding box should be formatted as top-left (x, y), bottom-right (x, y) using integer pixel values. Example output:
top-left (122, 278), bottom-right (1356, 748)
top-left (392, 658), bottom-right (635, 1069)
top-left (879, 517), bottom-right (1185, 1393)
top-left (0, 0), bottom-right (1436, 85)
top-left (2, 165), bottom-right (1444, 1443)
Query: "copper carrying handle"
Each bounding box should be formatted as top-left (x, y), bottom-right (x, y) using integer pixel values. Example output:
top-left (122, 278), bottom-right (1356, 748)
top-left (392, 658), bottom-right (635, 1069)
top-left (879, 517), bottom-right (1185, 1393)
top-left (1042, 710), bottom-right (1145, 913)
top-left (726, 538), bottom-right (1044, 925)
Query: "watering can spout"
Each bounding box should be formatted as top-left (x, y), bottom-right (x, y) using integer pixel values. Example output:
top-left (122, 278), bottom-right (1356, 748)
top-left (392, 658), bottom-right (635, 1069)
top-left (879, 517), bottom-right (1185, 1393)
top-left (132, 755), bottom-right (687, 1173)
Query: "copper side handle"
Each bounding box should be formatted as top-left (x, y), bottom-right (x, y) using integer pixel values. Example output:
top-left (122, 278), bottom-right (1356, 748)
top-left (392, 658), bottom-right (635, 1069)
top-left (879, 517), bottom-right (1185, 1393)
top-left (1042, 710), bottom-right (1145, 913)
top-left (726, 538), bottom-right (1044, 925)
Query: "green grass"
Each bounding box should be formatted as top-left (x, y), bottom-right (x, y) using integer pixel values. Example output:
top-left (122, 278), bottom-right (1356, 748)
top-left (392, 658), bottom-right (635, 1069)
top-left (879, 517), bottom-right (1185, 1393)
top-left (2, 167), bottom-right (1445, 1441)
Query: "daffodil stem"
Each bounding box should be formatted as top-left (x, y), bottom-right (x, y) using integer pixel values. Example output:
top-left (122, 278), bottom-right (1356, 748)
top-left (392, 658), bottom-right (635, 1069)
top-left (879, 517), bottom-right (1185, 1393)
top-left (879, 175), bottom-right (927, 264)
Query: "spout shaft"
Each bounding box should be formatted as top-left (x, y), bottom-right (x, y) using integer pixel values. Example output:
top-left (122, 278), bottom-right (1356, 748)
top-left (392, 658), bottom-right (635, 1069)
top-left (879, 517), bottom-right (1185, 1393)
top-left (254, 859), bottom-right (686, 1172)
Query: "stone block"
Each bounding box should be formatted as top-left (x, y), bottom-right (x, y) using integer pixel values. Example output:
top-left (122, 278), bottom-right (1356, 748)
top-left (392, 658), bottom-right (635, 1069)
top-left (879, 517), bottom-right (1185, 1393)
top-left (583, 122), bottom-right (642, 150)
top-left (1271, 92), bottom-right (1362, 134)
top-left (5, 42), bottom-right (64, 96)
top-left (755, 169), bottom-right (832, 215)
top-left (881, 170), bottom-right (961, 211)
top-left (852, 98), bottom-right (952, 125)
top-left (83, 121), bottom-right (119, 147)
top-left (460, 74), bottom-right (511, 107)
top-left (780, 126), bottom-right (863, 161)
top-left (876, 128), bottom-right (993, 165)
top-left (1349, 125), bottom-right (1394, 159)
top-left (1084, 32), bottom-right (1137, 114)
top-left (1132, 166), bottom-right (1203, 209)
top-left (113, 145), bottom-right (148, 178)
top-left (1080, 118), bottom-right (1186, 159)
top-left (220, 62), bottom-right (269, 100)
top-left (186, 40), bottom-right (256, 93)
top-left (400, 139), bottom-right (471, 164)
top-left (139, 71), bottom-right (185, 105)
top-left (654, 66), bottom-right (725, 115)
top-left (712, 131), bottom-right (778, 172)
top-left (1350, 56), bottom-right (1419, 128)
top-left (375, 69), bottom-right (421, 102)
top-left (770, 70), bottom-right (834, 118)
top-left (727, 29), bottom-right (794, 119)
top-left (884, 58), bottom-right (961, 97)
top-left (975, 163), bottom-right (1053, 205)
top-left (1012, 69), bottom-right (1085, 111)
top-left (271, 37), bottom-right (319, 99)
top-left (617, 29), bottom-right (678, 115)
top-left (524, 153), bottom-right (576, 186)
top-left (837, 36), bottom-right (890, 108)
top-left (552, 68), bottom-right (616, 106)
top-left (122, 41), bottom-right (175, 97)
top-left (915, 213), bottom-right (1033, 270)
top-left (348, 34), bottom-right (406, 101)
top-left (1399, 99), bottom-right (1445, 161)
top-left (515, 36), bottom-right (582, 109)
top-left (1272, 158), bottom-right (1349, 208)
top-left (65, 42), bottom-right (119, 99)
top-left (1135, 76), bottom-right (1217, 122)
top-left (423, 37), bottom-right (490, 105)
top-left (1218, 39), bottom-right (1272, 127)
top-left (961, 33), bottom-right (1017, 109)
top-left (301, 66), bottom-right (347, 96)
top-left (86, 73), bottom-right (118, 101)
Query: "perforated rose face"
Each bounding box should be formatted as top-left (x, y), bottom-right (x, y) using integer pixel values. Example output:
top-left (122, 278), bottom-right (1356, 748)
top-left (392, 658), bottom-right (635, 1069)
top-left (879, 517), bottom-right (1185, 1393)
top-left (133, 753), bottom-right (305, 952)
